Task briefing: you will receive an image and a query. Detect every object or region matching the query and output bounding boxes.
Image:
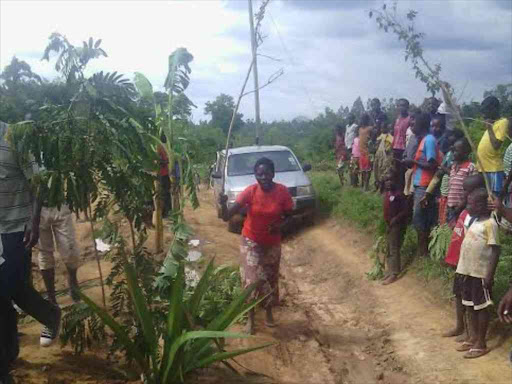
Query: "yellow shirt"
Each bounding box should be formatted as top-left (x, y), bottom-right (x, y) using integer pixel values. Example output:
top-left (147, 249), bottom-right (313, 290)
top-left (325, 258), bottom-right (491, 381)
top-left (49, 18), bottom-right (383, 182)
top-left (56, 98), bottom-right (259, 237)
top-left (477, 118), bottom-right (509, 172)
top-left (377, 133), bottom-right (393, 152)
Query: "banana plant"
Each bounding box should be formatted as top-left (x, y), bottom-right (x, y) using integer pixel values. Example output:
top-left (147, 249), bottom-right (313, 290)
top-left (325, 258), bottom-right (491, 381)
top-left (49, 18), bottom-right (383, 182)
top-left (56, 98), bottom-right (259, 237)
top-left (134, 48), bottom-right (198, 252)
top-left (79, 258), bottom-right (273, 384)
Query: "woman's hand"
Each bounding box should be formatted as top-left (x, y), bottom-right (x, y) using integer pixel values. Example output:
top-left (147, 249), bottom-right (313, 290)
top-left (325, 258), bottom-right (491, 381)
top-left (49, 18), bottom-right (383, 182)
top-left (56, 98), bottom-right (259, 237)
top-left (218, 193), bottom-right (228, 206)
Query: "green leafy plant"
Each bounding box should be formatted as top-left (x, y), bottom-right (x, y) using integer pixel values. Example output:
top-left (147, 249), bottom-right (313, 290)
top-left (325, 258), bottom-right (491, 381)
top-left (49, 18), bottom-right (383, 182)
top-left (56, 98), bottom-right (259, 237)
top-left (79, 259), bottom-right (273, 384)
top-left (428, 224), bottom-right (452, 262)
top-left (366, 235), bottom-right (386, 281)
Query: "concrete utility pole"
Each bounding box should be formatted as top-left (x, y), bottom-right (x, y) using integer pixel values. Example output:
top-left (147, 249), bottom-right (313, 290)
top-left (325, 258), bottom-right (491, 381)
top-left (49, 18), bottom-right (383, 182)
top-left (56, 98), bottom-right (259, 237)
top-left (248, 0), bottom-right (261, 145)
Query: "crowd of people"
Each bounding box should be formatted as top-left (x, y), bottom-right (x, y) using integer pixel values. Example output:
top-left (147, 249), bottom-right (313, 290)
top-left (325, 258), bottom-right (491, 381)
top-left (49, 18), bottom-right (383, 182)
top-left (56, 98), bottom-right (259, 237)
top-left (335, 95), bottom-right (512, 359)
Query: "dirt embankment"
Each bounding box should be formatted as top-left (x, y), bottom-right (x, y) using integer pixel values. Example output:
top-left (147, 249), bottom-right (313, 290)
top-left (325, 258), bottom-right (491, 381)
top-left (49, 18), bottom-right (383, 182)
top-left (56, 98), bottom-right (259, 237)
top-left (13, 189), bottom-right (512, 384)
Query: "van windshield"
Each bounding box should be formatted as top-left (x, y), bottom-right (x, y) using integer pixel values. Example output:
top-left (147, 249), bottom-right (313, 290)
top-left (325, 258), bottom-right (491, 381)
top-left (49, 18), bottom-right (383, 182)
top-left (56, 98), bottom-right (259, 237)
top-left (227, 151), bottom-right (300, 176)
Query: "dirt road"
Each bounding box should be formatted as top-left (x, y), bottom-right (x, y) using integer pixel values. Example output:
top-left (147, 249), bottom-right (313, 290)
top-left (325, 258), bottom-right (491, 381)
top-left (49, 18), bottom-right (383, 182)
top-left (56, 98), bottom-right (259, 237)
top-left (13, 189), bottom-right (512, 383)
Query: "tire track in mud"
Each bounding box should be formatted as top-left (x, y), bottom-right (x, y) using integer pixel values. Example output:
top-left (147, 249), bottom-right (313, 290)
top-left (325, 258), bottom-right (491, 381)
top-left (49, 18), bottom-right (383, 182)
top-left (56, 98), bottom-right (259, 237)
top-left (277, 221), bottom-right (512, 384)
top-left (275, 229), bottom-right (409, 384)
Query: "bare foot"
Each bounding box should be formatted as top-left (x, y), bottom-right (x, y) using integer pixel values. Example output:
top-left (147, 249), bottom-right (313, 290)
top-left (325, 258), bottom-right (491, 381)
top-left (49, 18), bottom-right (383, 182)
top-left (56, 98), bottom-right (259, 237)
top-left (265, 307), bottom-right (276, 328)
top-left (442, 328), bottom-right (464, 337)
top-left (382, 274), bottom-right (398, 285)
top-left (455, 333), bottom-right (469, 343)
top-left (245, 317), bottom-right (255, 335)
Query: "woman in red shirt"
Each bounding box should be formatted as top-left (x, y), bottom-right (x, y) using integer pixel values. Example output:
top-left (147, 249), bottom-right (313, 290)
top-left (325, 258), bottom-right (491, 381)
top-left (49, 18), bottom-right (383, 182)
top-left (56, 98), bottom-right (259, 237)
top-left (220, 157), bottom-right (293, 334)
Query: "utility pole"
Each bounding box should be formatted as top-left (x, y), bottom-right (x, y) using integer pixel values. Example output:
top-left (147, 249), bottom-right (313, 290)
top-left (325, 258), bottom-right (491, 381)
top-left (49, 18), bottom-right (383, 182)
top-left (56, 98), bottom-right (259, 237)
top-left (248, 0), bottom-right (261, 145)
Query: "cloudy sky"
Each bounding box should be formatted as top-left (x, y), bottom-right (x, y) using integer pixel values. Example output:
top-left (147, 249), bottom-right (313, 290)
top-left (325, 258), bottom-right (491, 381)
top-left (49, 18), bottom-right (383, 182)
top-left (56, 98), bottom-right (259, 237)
top-left (1, 0), bottom-right (511, 122)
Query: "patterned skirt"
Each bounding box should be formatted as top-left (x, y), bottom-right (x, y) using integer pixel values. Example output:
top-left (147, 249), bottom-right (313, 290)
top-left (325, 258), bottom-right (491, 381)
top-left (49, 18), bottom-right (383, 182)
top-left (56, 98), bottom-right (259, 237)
top-left (240, 237), bottom-right (281, 308)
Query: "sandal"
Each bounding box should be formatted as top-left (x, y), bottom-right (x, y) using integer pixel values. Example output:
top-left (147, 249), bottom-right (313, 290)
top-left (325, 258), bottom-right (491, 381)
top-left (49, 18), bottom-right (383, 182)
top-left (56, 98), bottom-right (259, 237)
top-left (464, 348), bottom-right (490, 359)
top-left (456, 342), bottom-right (473, 352)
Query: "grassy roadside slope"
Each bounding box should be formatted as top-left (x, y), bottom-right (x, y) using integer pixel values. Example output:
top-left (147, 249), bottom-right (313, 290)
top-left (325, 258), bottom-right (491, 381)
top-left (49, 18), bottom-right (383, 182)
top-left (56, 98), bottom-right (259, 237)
top-left (310, 170), bottom-right (512, 304)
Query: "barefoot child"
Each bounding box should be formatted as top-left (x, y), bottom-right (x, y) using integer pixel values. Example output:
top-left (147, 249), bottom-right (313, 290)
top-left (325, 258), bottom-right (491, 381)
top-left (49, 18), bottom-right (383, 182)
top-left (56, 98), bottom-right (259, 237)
top-left (455, 188), bottom-right (500, 359)
top-left (382, 171), bottom-right (409, 285)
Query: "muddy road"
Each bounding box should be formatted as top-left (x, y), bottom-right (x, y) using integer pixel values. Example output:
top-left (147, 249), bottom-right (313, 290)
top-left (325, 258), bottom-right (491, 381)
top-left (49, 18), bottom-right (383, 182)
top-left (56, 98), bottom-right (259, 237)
top-left (13, 188), bottom-right (512, 384)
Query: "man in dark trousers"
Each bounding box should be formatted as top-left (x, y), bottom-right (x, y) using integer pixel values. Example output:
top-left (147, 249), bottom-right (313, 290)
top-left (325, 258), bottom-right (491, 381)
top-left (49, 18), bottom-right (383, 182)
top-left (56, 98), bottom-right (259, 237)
top-left (0, 121), bottom-right (61, 384)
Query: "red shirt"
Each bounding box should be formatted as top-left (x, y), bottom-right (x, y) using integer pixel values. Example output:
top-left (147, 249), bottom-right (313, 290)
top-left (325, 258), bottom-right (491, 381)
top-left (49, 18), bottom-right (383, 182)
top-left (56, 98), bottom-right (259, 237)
top-left (157, 145), bottom-right (169, 176)
top-left (392, 115), bottom-right (410, 151)
top-left (445, 210), bottom-right (470, 267)
top-left (236, 183), bottom-right (294, 246)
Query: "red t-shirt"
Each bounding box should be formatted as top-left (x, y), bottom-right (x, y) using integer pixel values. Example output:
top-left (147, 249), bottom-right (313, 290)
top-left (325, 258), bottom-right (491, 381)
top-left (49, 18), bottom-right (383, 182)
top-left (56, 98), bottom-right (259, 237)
top-left (157, 145), bottom-right (169, 176)
top-left (445, 210), bottom-right (471, 267)
top-left (236, 183), bottom-right (294, 246)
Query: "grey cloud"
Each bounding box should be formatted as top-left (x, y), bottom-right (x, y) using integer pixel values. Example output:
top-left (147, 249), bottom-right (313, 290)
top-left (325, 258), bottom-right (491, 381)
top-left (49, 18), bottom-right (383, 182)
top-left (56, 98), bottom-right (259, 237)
top-left (282, 0), bottom-right (377, 11)
top-left (492, 0), bottom-right (512, 10)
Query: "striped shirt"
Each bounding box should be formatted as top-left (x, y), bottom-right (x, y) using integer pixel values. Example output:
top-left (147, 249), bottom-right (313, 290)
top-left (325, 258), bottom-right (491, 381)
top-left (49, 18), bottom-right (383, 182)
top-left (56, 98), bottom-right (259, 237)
top-left (504, 143), bottom-right (512, 176)
top-left (447, 161), bottom-right (475, 208)
top-left (0, 121), bottom-right (37, 233)
top-left (439, 151), bottom-right (454, 197)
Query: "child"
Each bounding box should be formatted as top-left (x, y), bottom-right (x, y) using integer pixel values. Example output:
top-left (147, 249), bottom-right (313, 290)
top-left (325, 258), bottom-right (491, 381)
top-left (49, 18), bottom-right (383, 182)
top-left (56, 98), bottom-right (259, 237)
top-left (442, 174), bottom-right (485, 339)
top-left (402, 112), bottom-right (418, 197)
top-left (374, 119), bottom-right (393, 193)
top-left (382, 171), bottom-right (409, 285)
top-left (350, 129), bottom-right (360, 187)
top-left (454, 188), bottom-right (500, 358)
top-left (423, 136), bottom-right (474, 227)
top-left (358, 114), bottom-right (372, 191)
top-left (334, 124), bottom-right (348, 186)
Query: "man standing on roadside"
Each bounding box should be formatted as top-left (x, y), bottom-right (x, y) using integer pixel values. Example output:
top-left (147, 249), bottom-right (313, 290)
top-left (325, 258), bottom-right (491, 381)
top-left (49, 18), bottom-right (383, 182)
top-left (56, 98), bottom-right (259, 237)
top-left (0, 121), bottom-right (61, 384)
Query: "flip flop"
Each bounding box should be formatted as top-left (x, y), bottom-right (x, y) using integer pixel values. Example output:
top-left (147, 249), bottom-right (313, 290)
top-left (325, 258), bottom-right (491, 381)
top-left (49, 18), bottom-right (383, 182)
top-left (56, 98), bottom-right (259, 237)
top-left (265, 320), bottom-right (276, 328)
top-left (456, 342), bottom-right (473, 352)
top-left (464, 348), bottom-right (490, 359)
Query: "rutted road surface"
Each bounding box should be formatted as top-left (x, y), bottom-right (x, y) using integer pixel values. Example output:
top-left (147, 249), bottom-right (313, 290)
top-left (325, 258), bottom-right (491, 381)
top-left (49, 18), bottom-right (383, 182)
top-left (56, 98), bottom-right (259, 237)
top-left (190, 190), bottom-right (512, 384)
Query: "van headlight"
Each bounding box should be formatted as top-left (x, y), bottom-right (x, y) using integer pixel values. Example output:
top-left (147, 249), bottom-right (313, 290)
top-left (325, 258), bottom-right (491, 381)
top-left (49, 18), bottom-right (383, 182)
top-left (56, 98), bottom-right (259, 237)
top-left (227, 190), bottom-right (241, 203)
top-left (297, 185), bottom-right (314, 196)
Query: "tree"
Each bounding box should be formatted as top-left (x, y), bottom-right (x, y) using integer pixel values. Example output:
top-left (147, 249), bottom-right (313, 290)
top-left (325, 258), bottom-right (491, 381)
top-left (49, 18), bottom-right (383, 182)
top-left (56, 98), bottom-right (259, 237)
top-left (0, 56), bottom-right (41, 86)
top-left (484, 83), bottom-right (512, 117)
top-left (350, 96), bottom-right (366, 121)
top-left (204, 93), bottom-right (244, 134)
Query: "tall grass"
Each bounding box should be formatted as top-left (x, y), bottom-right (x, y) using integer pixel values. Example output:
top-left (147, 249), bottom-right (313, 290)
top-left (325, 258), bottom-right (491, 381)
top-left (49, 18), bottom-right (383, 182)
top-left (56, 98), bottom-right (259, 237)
top-left (311, 170), bottom-right (512, 305)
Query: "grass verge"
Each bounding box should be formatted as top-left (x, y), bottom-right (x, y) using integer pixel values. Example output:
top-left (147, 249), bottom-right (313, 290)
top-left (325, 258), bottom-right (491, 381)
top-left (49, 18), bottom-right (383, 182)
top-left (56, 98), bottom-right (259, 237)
top-left (311, 171), bottom-right (512, 305)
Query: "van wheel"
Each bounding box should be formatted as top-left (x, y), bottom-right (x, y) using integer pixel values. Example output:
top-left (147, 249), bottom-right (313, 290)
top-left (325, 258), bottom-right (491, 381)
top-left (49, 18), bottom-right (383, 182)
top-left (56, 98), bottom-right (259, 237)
top-left (228, 218), bottom-right (243, 234)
